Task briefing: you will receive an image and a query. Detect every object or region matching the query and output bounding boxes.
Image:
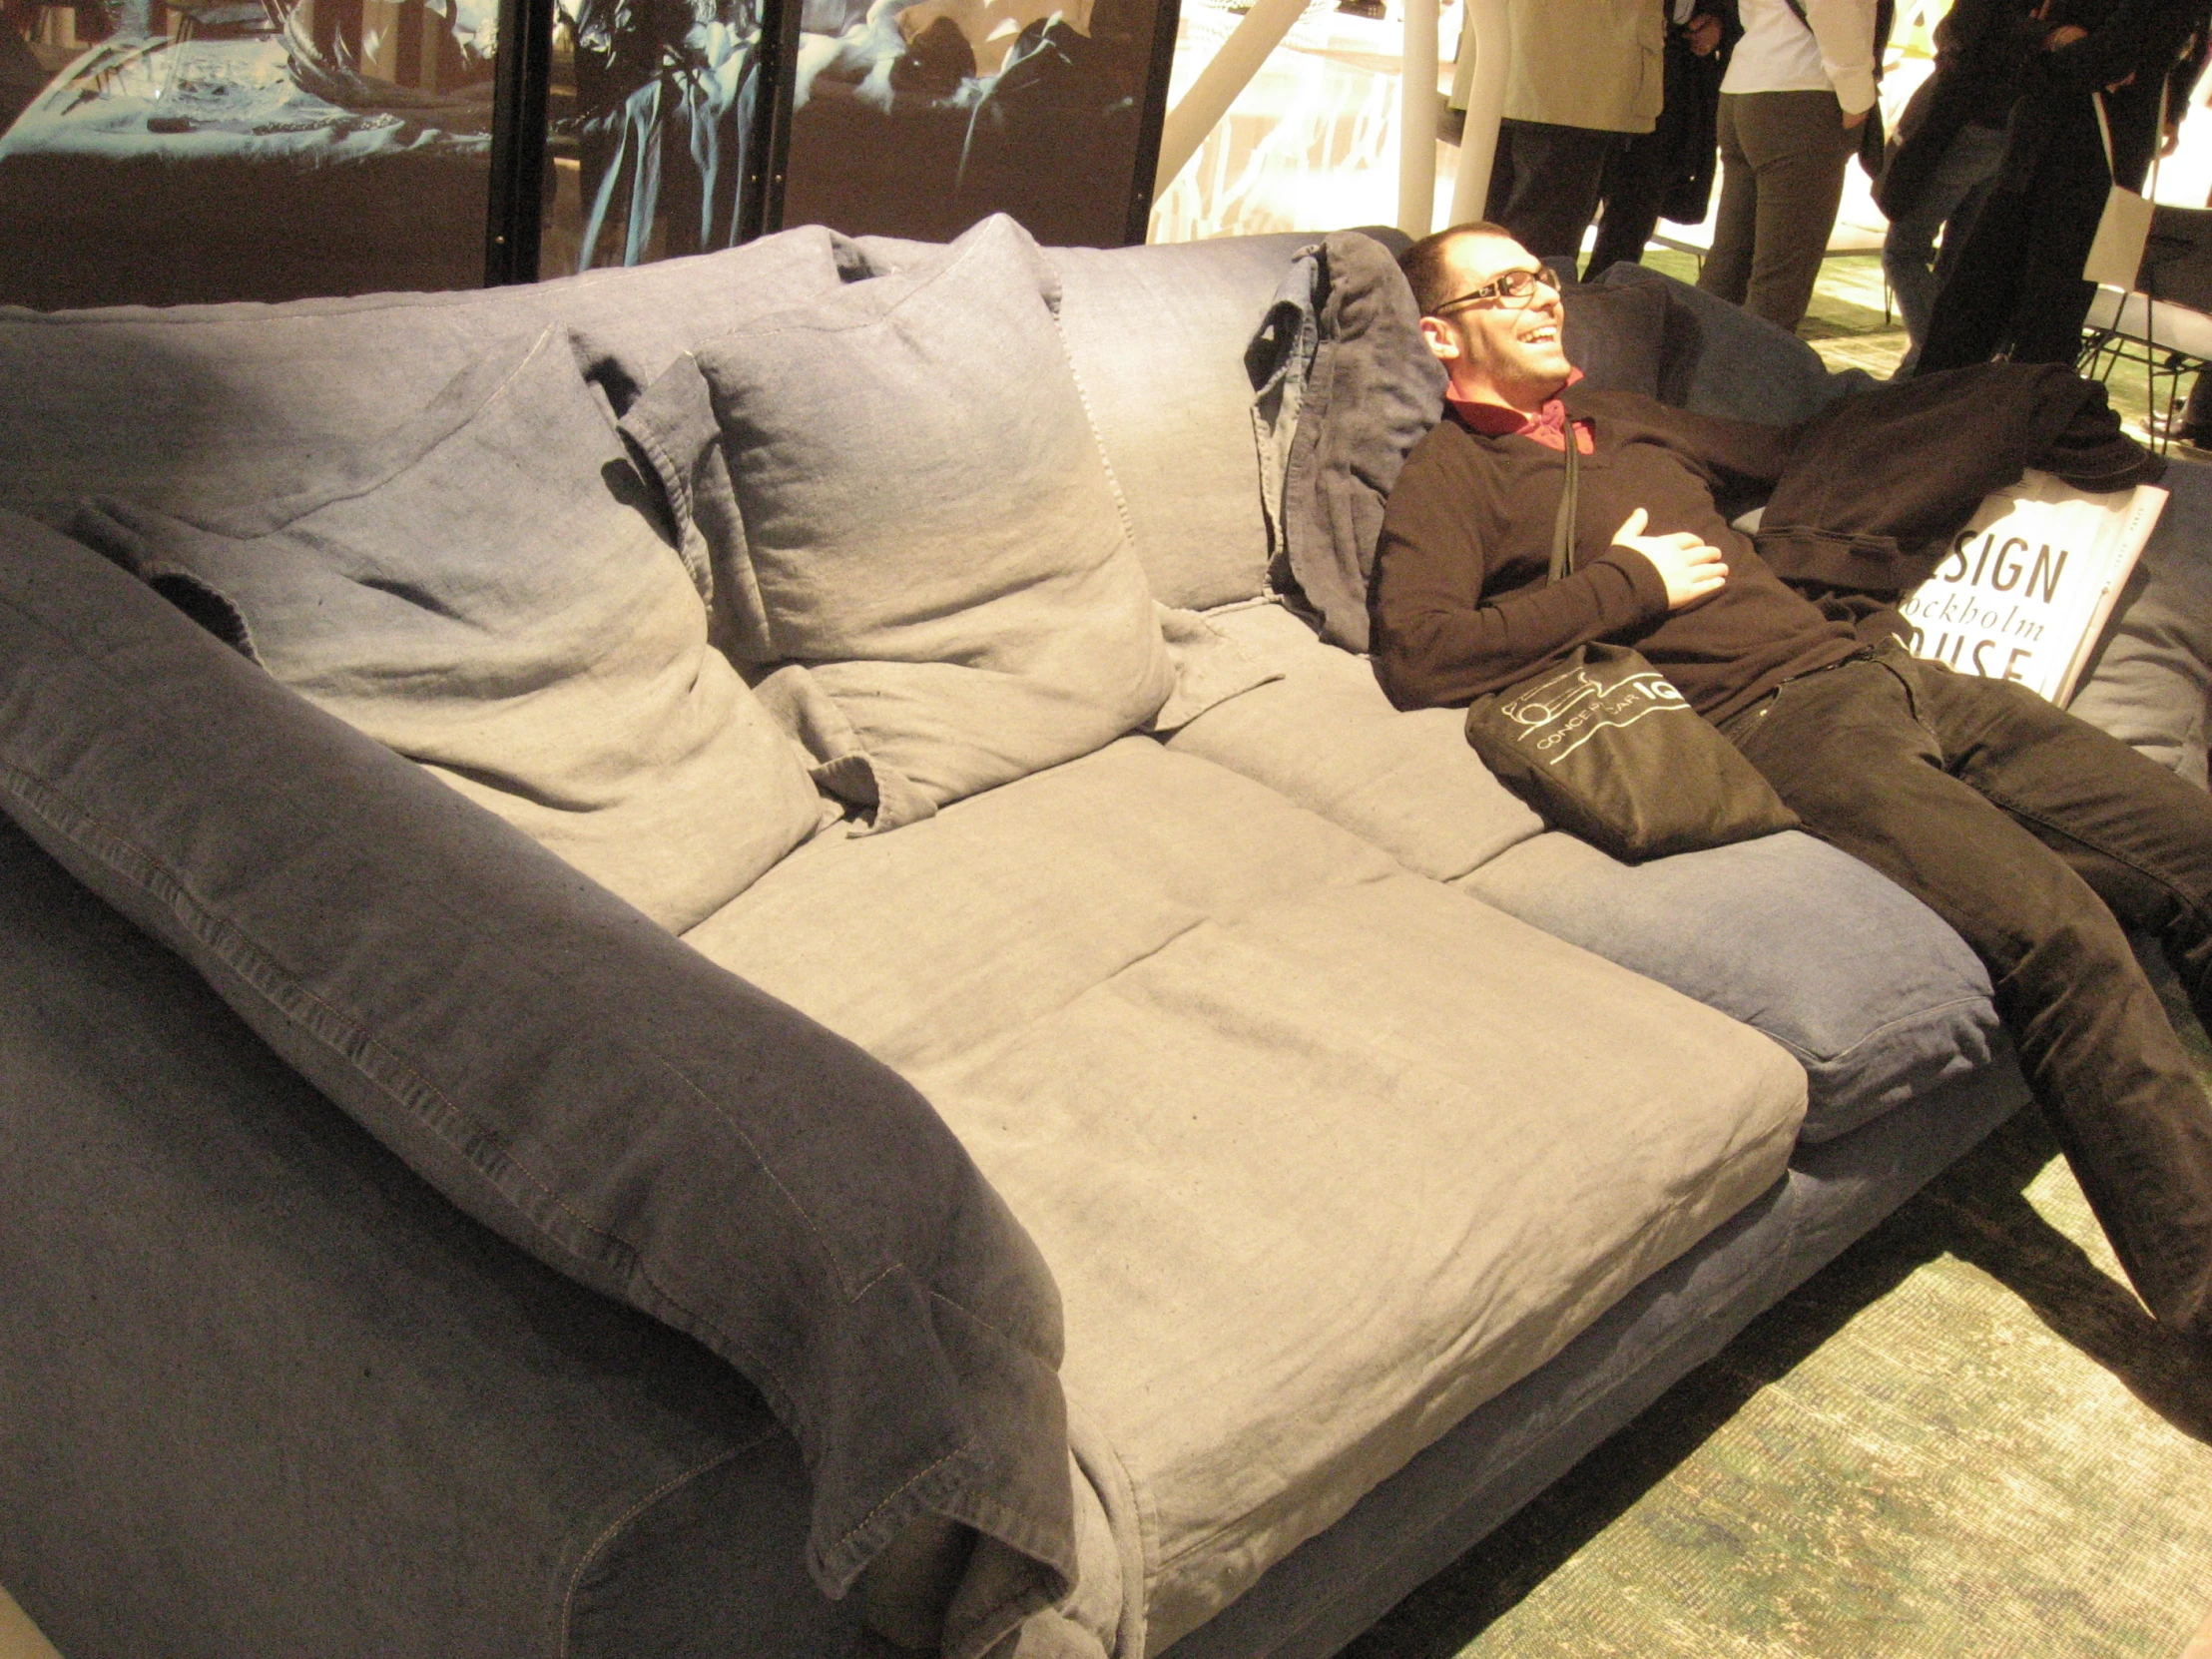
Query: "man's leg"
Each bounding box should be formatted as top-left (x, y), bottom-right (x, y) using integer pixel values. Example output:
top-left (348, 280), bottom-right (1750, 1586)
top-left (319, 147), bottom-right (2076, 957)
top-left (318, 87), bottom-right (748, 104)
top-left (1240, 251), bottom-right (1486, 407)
top-left (1724, 654), bottom-right (2212, 1346)
top-left (1588, 123), bottom-right (1671, 279)
top-left (1914, 183), bottom-right (2036, 375)
top-left (1899, 655), bottom-right (2212, 1029)
top-left (1883, 122), bottom-right (2008, 373)
top-left (1733, 89), bottom-right (1854, 333)
top-left (1699, 95), bottom-right (1756, 306)
top-left (1483, 119), bottom-right (1614, 271)
top-left (1994, 153), bottom-right (2110, 366)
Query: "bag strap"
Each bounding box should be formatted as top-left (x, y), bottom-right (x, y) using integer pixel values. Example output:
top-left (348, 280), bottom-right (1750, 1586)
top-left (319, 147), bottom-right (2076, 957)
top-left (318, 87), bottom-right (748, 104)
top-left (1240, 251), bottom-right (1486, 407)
top-left (1548, 429), bottom-right (1581, 583)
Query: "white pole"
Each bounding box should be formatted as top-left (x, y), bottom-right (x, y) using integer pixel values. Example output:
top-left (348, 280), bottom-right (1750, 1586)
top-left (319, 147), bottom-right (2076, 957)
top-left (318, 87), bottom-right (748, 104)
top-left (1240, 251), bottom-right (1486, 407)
top-left (1396, 0), bottom-right (1439, 237)
top-left (1154, 0), bottom-right (1314, 197)
top-left (1448, 0), bottom-right (1508, 227)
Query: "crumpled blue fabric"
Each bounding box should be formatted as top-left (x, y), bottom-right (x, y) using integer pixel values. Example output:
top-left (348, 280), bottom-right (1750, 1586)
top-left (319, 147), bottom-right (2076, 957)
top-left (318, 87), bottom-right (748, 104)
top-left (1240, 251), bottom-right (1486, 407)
top-left (1244, 231), bottom-right (1445, 654)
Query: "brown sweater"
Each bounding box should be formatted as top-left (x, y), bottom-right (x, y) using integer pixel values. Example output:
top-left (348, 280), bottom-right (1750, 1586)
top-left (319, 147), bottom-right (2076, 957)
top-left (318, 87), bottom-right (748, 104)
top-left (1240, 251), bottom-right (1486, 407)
top-left (1370, 383), bottom-right (1864, 723)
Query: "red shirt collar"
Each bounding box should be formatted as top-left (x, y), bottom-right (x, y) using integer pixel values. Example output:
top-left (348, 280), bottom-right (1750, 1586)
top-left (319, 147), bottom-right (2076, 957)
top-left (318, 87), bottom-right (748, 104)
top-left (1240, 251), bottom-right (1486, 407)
top-left (1447, 367), bottom-right (1590, 453)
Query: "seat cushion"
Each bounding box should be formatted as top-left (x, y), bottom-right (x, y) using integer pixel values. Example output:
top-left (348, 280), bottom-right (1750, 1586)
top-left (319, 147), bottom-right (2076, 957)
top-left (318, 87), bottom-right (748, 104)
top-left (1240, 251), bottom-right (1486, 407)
top-left (685, 738), bottom-right (1807, 1651)
top-left (656, 215), bottom-right (1175, 832)
top-left (1164, 601), bottom-right (1547, 882)
top-left (1168, 603), bottom-right (2002, 1140)
top-left (71, 328), bottom-right (825, 933)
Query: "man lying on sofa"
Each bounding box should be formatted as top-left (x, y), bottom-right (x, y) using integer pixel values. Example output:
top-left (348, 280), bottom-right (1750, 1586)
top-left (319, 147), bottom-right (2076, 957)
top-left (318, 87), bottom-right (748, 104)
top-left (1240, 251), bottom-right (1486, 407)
top-left (1370, 220), bottom-right (2212, 1365)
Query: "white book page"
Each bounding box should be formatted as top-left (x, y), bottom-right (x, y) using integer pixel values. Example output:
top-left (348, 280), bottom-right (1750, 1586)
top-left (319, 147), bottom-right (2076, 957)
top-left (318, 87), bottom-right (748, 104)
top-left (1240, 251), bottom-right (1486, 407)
top-left (1898, 470), bottom-right (2168, 705)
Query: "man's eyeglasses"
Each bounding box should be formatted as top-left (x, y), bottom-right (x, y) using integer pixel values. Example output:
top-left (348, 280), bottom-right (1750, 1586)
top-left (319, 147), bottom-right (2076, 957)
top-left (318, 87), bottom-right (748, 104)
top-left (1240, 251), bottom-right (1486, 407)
top-left (1431, 266), bottom-right (1562, 315)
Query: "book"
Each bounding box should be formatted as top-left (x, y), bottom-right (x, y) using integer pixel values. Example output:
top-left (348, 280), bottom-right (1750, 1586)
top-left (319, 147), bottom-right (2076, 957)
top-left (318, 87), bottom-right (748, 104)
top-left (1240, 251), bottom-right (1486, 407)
top-left (1898, 469), bottom-right (2168, 706)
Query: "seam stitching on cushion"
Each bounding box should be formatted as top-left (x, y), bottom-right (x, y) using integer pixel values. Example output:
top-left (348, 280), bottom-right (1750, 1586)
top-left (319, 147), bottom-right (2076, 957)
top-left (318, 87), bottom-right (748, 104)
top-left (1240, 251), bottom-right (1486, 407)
top-left (920, 1283), bottom-right (1044, 1365)
top-left (650, 1053), bottom-right (865, 1301)
top-left (1257, 1212), bottom-right (1785, 1651)
top-left (0, 757), bottom-right (815, 1425)
top-left (182, 327), bottom-right (555, 535)
top-left (1051, 307), bottom-right (1139, 553)
top-left (1141, 1108), bottom-right (1802, 1578)
top-left (556, 1438), bottom-right (760, 1659)
top-left (624, 404), bottom-right (695, 532)
top-left (828, 1440), bottom-right (976, 1557)
top-left (717, 232), bottom-right (989, 341)
top-left (1811, 993), bottom-right (1999, 1068)
top-left (1064, 1390), bottom-right (1153, 1658)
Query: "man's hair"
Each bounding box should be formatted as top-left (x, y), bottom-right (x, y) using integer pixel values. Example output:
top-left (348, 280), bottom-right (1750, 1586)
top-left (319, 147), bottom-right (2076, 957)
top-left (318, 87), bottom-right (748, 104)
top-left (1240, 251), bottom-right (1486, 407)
top-left (1398, 222), bottom-right (1515, 318)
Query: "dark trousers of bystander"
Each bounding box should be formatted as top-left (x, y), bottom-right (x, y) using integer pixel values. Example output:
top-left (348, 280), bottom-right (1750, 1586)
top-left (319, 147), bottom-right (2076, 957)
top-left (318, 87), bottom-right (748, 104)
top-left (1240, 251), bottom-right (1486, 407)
top-left (1914, 146), bottom-right (2112, 372)
top-left (1880, 120), bottom-right (2010, 374)
top-left (1486, 118), bottom-right (1631, 273)
top-left (1718, 644), bottom-right (2212, 1349)
top-left (1700, 89), bottom-right (1857, 332)
top-left (1589, 109), bottom-right (1686, 280)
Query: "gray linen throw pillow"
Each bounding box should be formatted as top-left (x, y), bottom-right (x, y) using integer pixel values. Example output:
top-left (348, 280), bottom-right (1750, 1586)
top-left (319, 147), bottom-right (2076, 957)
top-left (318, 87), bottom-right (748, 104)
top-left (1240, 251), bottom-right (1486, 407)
top-left (75, 326), bottom-right (825, 933)
top-left (632, 213), bottom-right (1176, 831)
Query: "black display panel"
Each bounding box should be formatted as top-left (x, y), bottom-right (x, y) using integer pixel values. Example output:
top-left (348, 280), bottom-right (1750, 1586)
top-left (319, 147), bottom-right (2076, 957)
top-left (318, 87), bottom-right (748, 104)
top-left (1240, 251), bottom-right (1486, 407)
top-left (534, 0), bottom-right (785, 273)
top-left (773, 0), bottom-right (1178, 247)
top-left (0, 0), bottom-right (502, 306)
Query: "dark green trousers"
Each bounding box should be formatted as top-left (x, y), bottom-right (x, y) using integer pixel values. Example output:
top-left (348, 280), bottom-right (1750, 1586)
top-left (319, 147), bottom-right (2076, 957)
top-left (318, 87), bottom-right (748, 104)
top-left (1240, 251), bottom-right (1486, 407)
top-left (1722, 645), bottom-right (2212, 1347)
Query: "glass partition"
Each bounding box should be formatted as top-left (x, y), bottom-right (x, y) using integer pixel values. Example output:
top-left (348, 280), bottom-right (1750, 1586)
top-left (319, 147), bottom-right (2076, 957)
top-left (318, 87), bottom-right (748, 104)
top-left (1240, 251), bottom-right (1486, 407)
top-left (536, 0), bottom-right (777, 274)
top-left (773, 0), bottom-right (1177, 247)
top-left (0, 0), bottom-right (500, 305)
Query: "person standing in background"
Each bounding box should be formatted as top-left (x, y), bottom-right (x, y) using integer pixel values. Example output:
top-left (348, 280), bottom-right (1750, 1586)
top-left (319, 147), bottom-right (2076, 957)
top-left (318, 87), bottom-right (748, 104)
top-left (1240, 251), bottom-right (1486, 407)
top-left (1588, 0), bottom-right (1742, 278)
top-left (1876, 0), bottom-right (2040, 374)
top-left (1916, 0), bottom-right (2209, 374)
top-left (1697, 0), bottom-right (1880, 331)
top-left (1484, 0), bottom-right (1667, 273)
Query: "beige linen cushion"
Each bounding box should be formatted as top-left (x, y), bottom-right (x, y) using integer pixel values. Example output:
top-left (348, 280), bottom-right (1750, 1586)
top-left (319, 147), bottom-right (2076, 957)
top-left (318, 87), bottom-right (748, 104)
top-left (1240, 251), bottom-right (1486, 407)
top-left (639, 213), bottom-right (1176, 832)
top-left (75, 326), bottom-right (825, 932)
top-left (686, 739), bottom-right (1807, 1652)
top-left (1167, 599), bottom-right (1546, 880)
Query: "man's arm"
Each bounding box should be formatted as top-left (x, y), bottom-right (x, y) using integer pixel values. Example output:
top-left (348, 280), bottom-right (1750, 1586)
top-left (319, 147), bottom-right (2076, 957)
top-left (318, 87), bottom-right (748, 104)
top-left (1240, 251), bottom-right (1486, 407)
top-left (1370, 438), bottom-right (1691, 712)
top-left (1803, 0), bottom-right (1882, 119)
top-left (2037, 0), bottom-right (2163, 92)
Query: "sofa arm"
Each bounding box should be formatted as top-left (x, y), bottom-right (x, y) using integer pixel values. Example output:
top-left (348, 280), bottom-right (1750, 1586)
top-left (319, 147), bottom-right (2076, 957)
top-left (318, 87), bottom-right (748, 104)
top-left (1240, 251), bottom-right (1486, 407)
top-left (0, 810), bottom-right (863, 1657)
top-left (0, 509), bottom-right (1076, 1659)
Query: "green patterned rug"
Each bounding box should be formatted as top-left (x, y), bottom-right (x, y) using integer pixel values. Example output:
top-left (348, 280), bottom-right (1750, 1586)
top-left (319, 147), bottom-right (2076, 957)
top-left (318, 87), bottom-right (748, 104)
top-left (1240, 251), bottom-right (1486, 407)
top-left (1346, 948), bottom-right (2212, 1659)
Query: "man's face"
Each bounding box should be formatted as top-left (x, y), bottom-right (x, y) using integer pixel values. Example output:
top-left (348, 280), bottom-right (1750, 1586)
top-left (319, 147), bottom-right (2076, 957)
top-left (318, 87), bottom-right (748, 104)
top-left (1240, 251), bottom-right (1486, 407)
top-left (1418, 233), bottom-right (1571, 407)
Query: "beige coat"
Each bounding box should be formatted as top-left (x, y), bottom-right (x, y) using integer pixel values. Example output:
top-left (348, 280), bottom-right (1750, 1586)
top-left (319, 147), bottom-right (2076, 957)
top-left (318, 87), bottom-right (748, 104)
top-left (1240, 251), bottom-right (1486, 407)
top-left (1501, 0), bottom-right (1665, 134)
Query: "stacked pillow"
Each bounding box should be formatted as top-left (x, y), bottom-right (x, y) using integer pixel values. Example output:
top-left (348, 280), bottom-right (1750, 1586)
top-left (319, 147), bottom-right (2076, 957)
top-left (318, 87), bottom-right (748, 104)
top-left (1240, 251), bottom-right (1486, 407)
top-left (76, 325), bottom-right (826, 933)
top-left (624, 214), bottom-right (1180, 832)
top-left (83, 213), bottom-right (1197, 919)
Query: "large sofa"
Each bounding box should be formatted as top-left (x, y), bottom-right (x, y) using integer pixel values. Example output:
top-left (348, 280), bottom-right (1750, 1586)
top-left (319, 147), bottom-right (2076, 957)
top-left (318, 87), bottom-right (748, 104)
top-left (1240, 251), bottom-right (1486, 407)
top-left (3, 214), bottom-right (2203, 1659)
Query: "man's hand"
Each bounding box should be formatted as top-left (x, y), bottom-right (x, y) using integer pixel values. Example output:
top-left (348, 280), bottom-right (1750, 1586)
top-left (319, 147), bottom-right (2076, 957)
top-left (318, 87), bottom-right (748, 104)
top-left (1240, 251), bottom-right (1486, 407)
top-left (1686, 11), bottom-right (1722, 55)
top-left (1843, 105), bottom-right (1871, 129)
top-left (1612, 508), bottom-right (1728, 610)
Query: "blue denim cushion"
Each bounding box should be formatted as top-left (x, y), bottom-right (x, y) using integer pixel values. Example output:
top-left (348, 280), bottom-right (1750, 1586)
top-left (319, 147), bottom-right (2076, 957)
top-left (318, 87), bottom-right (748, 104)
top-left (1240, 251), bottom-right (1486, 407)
top-left (1601, 263), bottom-right (1877, 426)
top-left (1460, 829), bottom-right (2002, 1142)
